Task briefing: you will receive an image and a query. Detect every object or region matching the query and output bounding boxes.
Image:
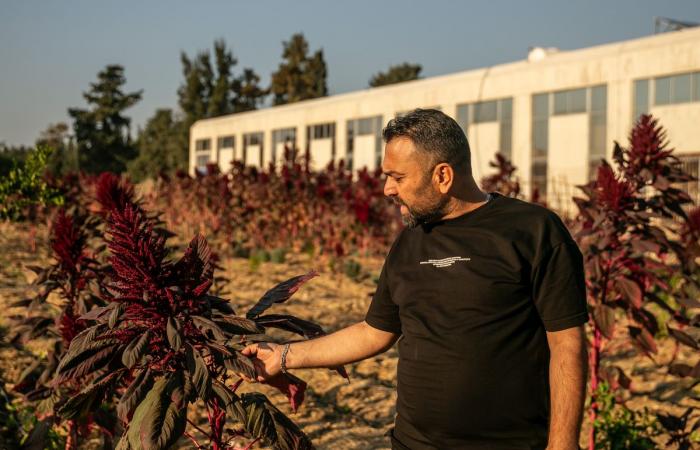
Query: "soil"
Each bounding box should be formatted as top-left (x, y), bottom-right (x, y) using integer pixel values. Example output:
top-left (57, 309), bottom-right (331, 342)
top-left (0, 221), bottom-right (698, 449)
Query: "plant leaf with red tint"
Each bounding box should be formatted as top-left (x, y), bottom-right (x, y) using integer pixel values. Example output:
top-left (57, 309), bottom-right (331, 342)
top-left (668, 327), bottom-right (699, 350)
top-left (126, 375), bottom-right (187, 450)
top-left (121, 331), bottom-right (151, 368)
top-left (213, 315), bottom-right (263, 335)
top-left (266, 372), bottom-right (307, 413)
top-left (255, 314), bottom-right (325, 339)
top-left (247, 271), bottom-right (319, 319)
top-left (117, 368), bottom-right (154, 423)
top-left (166, 317), bottom-right (183, 352)
top-left (615, 277), bottom-right (643, 308)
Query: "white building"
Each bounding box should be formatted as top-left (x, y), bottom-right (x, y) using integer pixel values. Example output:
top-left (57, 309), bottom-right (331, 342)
top-left (190, 27), bottom-right (700, 213)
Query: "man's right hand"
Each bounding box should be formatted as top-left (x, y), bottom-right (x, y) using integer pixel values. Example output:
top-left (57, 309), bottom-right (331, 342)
top-left (241, 342), bottom-right (284, 382)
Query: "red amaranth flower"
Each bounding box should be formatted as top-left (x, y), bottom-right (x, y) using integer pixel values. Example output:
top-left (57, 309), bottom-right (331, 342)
top-left (95, 172), bottom-right (136, 214)
top-left (594, 163), bottom-right (634, 214)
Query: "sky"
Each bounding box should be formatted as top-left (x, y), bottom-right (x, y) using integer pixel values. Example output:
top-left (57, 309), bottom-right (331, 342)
top-left (1, 0), bottom-right (699, 147)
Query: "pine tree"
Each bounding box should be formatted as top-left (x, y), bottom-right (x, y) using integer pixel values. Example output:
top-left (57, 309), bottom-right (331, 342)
top-left (68, 65), bottom-right (142, 173)
top-left (128, 109), bottom-right (188, 181)
top-left (270, 33), bottom-right (328, 105)
top-left (369, 62), bottom-right (422, 87)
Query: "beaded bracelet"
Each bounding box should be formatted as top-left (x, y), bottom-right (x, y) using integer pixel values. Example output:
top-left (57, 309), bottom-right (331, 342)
top-left (280, 343), bottom-right (291, 374)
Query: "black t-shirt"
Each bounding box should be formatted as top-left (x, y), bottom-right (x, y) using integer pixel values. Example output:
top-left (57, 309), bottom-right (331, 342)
top-left (365, 193), bottom-right (588, 450)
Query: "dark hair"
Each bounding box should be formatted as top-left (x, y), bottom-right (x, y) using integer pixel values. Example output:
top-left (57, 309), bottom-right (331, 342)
top-left (382, 108), bottom-right (471, 174)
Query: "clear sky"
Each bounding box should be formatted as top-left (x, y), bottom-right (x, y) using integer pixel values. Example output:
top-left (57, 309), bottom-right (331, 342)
top-left (1, 0), bottom-right (699, 147)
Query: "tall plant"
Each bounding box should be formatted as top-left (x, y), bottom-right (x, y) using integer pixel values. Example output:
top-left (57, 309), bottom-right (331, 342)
top-left (52, 176), bottom-right (343, 449)
top-left (571, 115), bottom-right (697, 449)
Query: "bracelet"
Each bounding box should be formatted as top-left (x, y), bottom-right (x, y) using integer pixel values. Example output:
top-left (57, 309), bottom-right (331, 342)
top-left (280, 343), bottom-right (291, 374)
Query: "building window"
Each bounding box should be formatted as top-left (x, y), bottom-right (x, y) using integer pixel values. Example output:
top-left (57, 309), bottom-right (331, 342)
top-left (633, 79), bottom-right (650, 121)
top-left (272, 128), bottom-right (296, 164)
top-left (679, 155), bottom-right (700, 206)
top-left (306, 122), bottom-right (336, 164)
top-left (217, 136), bottom-right (235, 150)
top-left (473, 101), bottom-right (498, 123)
top-left (654, 71), bottom-right (700, 106)
top-left (347, 116), bottom-right (382, 171)
top-left (531, 93), bottom-right (549, 200)
top-left (195, 138), bottom-right (211, 151)
top-left (552, 88), bottom-right (587, 115)
top-left (309, 123), bottom-right (335, 140)
top-left (589, 85), bottom-right (607, 180)
top-left (195, 154), bottom-right (210, 173)
top-left (243, 132), bottom-right (264, 166)
top-left (455, 98), bottom-right (513, 158)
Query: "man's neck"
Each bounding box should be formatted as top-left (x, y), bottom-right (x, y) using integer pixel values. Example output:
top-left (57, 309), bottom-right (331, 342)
top-left (440, 189), bottom-right (491, 221)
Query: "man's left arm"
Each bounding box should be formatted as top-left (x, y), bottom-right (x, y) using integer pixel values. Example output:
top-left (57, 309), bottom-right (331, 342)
top-left (546, 325), bottom-right (588, 450)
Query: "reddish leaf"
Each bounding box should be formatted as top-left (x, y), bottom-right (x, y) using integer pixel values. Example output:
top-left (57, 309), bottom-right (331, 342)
top-left (247, 271), bottom-right (319, 319)
top-left (255, 314), bottom-right (325, 339)
top-left (668, 327), bottom-right (699, 350)
top-left (593, 304), bottom-right (616, 339)
top-left (266, 372), bottom-right (307, 413)
top-left (628, 326), bottom-right (658, 356)
top-left (615, 277), bottom-right (643, 308)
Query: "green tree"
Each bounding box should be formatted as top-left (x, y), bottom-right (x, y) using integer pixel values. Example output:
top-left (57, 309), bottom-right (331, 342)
top-left (270, 33), bottom-right (328, 105)
top-left (232, 68), bottom-right (268, 113)
top-left (128, 109), bottom-right (188, 181)
top-left (369, 62), bottom-right (422, 87)
top-left (36, 122), bottom-right (77, 175)
top-left (68, 65), bottom-right (142, 173)
top-left (0, 143), bottom-right (32, 177)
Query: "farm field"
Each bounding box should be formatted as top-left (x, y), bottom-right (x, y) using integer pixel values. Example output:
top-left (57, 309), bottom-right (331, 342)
top-left (1, 221), bottom-right (697, 449)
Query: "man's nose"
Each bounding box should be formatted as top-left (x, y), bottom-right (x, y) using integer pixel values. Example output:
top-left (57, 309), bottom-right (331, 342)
top-left (384, 177), bottom-right (397, 197)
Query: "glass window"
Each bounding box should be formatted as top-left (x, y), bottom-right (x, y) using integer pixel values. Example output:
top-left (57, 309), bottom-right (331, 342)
top-left (358, 118), bottom-right (374, 135)
top-left (196, 154), bottom-right (209, 168)
top-left (570, 88), bottom-right (587, 113)
top-left (590, 86), bottom-right (606, 112)
top-left (310, 123), bottom-right (335, 140)
top-left (195, 138), bottom-right (211, 151)
top-left (655, 76), bottom-right (671, 105)
top-left (553, 91), bottom-right (568, 115)
top-left (634, 79), bottom-right (649, 119)
top-left (218, 136), bottom-right (234, 149)
top-left (693, 73), bottom-right (700, 101)
top-left (473, 101), bottom-right (497, 123)
top-left (456, 104), bottom-right (470, 134)
top-left (499, 98), bottom-right (513, 120)
top-left (672, 74), bottom-right (692, 103)
top-left (532, 120), bottom-right (548, 158)
top-left (533, 93), bottom-right (549, 118)
top-left (553, 88), bottom-right (587, 115)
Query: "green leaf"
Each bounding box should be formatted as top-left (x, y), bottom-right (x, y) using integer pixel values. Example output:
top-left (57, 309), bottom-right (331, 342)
top-left (117, 368), bottom-right (154, 423)
top-left (122, 331), bottom-right (151, 368)
top-left (127, 375), bottom-right (187, 450)
top-left (166, 317), bottom-right (183, 352)
top-left (186, 345), bottom-right (211, 399)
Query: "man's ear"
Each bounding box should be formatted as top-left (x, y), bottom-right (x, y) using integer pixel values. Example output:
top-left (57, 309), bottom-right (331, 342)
top-left (434, 163), bottom-right (454, 194)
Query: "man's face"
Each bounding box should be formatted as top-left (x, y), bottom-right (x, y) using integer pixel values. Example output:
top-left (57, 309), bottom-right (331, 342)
top-left (382, 137), bottom-right (449, 228)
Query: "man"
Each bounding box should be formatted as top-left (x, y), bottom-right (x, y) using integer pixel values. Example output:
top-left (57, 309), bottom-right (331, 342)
top-left (242, 109), bottom-right (588, 450)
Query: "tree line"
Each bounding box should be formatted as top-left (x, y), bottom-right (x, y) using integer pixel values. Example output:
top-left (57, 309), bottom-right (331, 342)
top-left (1, 33), bottom-right (422, 179)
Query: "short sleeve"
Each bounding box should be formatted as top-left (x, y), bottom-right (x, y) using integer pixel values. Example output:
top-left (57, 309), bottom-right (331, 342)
top-left (531, 240), bottom-right (588, 332)
top-left (365, 262), bottom-right (402, 334)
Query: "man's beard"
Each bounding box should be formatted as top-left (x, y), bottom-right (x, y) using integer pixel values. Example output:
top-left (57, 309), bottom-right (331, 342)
top-left (394, 195), bottom-right (450, 228)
